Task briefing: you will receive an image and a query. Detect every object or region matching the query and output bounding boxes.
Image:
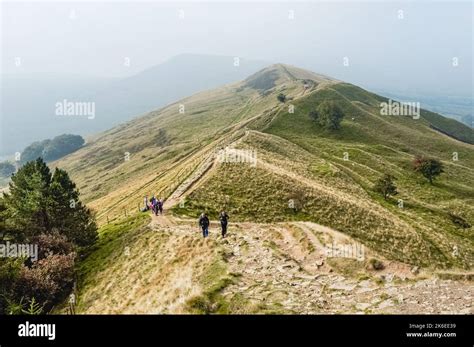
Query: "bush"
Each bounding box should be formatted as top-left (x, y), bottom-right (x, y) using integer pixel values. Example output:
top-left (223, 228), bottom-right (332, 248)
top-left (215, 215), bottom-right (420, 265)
top-left (448, 212), bottom-right (471, 229)
top-left (373, 174), bottom-right (398, 200)
top-left (287, 188), bottom-right (307, 212)
top-left (413, 156), bottom-right (444, 184)
top-left (309, 101), bottom-right (344, 130)
top-left (368, 258), bottom-right (385, 271)
top-left (277, 93), bottom-right (286, 103)
top-left (32, 232), bottom-right (75, 261)
top-left (0, 258), bottom-right (23, 314)
top-left (15, 253), bottom-right (75, 312)
top-left (186, 295), bottom-right (213, 314)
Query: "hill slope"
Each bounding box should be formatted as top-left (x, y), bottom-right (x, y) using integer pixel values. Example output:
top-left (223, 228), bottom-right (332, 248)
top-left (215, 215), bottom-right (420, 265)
top-left (54, 64), bottom-right (474, 313)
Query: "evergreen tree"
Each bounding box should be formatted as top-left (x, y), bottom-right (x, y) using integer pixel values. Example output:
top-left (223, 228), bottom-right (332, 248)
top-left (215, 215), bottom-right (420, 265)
top-left (3, 158), bottom-right (52, 238)
top-left (2, 158), bottom-right (97, 246)
top-left (49, 168), bottom-right (97, 246)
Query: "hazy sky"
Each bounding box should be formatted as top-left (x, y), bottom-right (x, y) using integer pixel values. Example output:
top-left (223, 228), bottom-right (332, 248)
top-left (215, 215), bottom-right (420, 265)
top-left (1, 1), bottom-right (473, 95)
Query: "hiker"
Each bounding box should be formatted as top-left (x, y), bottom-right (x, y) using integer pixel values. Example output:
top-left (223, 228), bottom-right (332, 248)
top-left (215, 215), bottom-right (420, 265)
top-left (150, 195), bottom-right (157, 214)
top-left (198, 212), bottom-right (210, 238)
top-left (158, 197), bottom-right (164, 215)
top-left (219, 210), bottom-right (229, 237)
top-left (141, 195), bottom-right (149, 212)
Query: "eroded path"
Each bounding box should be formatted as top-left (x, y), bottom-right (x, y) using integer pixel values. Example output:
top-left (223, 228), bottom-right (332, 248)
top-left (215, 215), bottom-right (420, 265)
top-left (142, 134), bottom-right (473, 314)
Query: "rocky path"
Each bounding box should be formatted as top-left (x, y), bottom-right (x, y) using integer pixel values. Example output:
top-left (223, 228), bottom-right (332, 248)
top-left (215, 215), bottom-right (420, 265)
top-left (217, 222), bottom-right (473, 314)
top-left (147, 214), bottom-right (473, 314)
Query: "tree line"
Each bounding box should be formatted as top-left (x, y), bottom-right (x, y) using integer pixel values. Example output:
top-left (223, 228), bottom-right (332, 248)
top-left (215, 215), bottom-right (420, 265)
top-left (0, 134), bottom-right (85, 179)
top-left (0, 158), bottom-right (97, 314)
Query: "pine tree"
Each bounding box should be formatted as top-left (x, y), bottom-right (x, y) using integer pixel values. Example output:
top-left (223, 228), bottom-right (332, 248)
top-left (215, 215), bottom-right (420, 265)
top-left (2, 158), bottom-right (97, 246)
top-left (49, 168), bottom-right (97, 246)
top-left (3, 158), bottom-right (52, 238)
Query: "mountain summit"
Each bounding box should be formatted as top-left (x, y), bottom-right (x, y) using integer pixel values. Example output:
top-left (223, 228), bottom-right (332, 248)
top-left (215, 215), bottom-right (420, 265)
top-left (244, 63), bottom-right (336, 88)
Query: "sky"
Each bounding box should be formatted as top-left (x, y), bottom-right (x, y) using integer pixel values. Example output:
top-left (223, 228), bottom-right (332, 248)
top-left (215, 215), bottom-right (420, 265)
top-left (1, 1), bottom-right (473, 95)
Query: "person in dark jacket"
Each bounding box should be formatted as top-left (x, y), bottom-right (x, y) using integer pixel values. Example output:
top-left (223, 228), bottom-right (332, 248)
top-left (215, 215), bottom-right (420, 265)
top-left (150, 195), bottom-right (157, 215)
top-left (219, 210), bottom-right (229, 238)
top-left (198, 212), bottom-right (210, 238)
top-left (158, 198), bottom-right (164, 215)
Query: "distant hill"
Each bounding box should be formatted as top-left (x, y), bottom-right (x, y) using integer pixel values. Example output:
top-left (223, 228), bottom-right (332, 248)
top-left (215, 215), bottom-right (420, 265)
top-left (374, 89), bottom-right (473, 131)
top-left (0, 54), bottom-right (268, 155)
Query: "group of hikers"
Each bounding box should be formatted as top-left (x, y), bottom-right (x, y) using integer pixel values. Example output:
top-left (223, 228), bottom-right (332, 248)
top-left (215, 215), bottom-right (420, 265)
top-left (142, 195), bottom-right (164, 216)
top-left (199, 211), bottom-right (229, 238)
top-left (141, 195), bottom-right (230, 238)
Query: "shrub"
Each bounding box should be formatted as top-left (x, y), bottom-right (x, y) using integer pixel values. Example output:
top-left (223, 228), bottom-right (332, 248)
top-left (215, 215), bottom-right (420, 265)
top-left (32, 232), bottom-right (75, 261)
top-left (448, 212), bottom-right (471, 229)
top-left (373, 174), bottom-right (398, 200)
top-left (15, 253), bottom-right (76, 312)
top-left (287, 188), bottom-right (307, 212)
top-left (0, 258), bottom-right (23, 314)
top-left (368, 258), bottom-right (385, 271)
top-left (309, 101), bottom-right (344, 130)
top-left (413, 156), bottom-right (444, 184)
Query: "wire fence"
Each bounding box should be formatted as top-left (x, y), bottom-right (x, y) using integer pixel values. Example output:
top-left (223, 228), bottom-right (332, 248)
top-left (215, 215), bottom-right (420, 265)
top-left (102, 157), bottom-right (205, 224)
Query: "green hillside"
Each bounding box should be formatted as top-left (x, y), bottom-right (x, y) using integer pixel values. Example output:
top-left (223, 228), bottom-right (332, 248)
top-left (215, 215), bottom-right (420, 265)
top-left (54, 64), bottom-right (473, 268)
top-left (51, 64), bottom-right (474, 313)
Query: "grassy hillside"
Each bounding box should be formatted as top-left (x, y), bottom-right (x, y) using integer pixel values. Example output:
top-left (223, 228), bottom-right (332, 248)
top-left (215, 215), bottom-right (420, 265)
top-left (174, 130), bottom-right (473, 268)
top-left (170, 73), bottom-right (474, 269)
top-left (50, 64), bottom-right (474, 314)
top-left (66, 210), bottom-right (473, 314)
top-left (54, 64), bottom-right (473, 267)
top-left (47, 65), bottom-right (474, 313)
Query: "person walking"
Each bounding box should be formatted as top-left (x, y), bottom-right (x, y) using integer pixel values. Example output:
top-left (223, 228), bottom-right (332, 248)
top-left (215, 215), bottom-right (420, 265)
top-left (199, 212), bottom-right (210, 238)
top-left (158, 197), bottom-right (164, 215)
top-left (150, 195), bottom-right (157, 215)
top-left (142, 195), bottom-right (149, 212)
top-left (219, 210), bottom-right (229, 238)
